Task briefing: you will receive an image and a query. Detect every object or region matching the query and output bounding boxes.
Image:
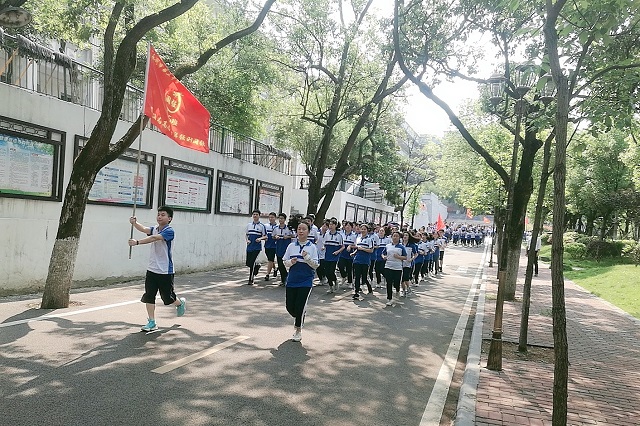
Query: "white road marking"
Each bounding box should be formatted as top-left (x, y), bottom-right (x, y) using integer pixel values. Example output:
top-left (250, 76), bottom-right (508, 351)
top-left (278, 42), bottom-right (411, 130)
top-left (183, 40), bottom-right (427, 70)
top-left (0, 281), bottom-right (234, 329)
top-left (420, 243), bottom-right (488, 425)
top-left (151, 335), bottom-right (250, 374)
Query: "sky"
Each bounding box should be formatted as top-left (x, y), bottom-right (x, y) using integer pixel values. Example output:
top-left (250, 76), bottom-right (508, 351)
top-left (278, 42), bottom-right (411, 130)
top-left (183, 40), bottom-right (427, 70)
top-left (403, 80), bottom-right (480, 138)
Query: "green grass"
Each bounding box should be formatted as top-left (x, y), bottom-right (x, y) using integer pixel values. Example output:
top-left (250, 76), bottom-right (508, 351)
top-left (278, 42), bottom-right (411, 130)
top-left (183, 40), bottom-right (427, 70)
top-left (538, 245), bottom-right (640, 319)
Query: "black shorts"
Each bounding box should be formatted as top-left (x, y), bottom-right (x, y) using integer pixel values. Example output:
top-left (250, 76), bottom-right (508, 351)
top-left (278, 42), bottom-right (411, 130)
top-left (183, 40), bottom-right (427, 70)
top-left (141, 270), bottom-right (177, 305)
top-left (265, 248), bottom-right (276, 262)
top-left (439, 251), bottom-right (445, 261)
top-left (402, 267), bottom-right (413, 282)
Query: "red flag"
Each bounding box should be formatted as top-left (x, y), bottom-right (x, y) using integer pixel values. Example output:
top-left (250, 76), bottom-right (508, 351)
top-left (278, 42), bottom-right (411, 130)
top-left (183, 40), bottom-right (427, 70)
top-left (466, 208), bottom-right (473, 219)
top-left (436, 213), bottom-right (445, 231)
top-left (525, 217), bottom-right (530, 225)
top-left (483, 216), bottom-right (491, 224)
top-left (144, 45), bottom-right (210, 153)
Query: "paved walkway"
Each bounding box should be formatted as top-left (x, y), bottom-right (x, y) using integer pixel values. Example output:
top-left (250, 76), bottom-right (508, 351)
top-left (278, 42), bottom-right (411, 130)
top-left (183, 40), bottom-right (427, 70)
top-left (458, 252), bottom-right (640, 425)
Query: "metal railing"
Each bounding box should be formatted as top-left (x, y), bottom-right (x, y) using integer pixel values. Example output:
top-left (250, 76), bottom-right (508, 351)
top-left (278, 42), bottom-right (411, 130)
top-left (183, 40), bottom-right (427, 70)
top-left (1, 33), bottom-right (291, 174)
top-left (297, 176), bottom-right (389, 205)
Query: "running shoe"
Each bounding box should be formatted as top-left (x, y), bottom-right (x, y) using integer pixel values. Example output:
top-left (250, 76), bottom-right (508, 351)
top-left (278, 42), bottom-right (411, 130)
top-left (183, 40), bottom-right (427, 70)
top-left (385, 300), bottom-right (393, 306)
top-left (352, 293), bottom-right (360, 300)
top-left (326, 286), bottom-right (334, 294)
top-left (292, 330), bottom-right (302, 342)
top-left (264, 275), bottom-right (270, 281)
top-left (176, 297), bottom-right (186, 317)
top-left (141, 319), bottom-right (157, 332)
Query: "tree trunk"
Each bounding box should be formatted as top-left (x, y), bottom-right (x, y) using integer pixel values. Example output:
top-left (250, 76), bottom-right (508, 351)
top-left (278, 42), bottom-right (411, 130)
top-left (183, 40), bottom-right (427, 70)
top-left (520, 134), bottom-right (553, 352)
top-left (41, 154), bottom-right (100, 308)
top-left (504, 245), bottom-right (521, 300)
top-left (545, 2), bottom-right (570, 422)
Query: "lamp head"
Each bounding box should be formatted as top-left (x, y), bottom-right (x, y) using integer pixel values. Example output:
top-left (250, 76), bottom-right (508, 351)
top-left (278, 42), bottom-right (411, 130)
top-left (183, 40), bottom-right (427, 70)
top-left (487, 72), bottom-right (506, 107)
top-left (0, 6), bottom-right (32, 28)
top-left (514, 63), bottom-right (537, 98)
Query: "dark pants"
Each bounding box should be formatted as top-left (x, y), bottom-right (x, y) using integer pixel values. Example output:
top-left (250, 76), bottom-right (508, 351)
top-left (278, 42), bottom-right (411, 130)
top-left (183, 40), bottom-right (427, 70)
top-left (286, 286), bottom-right (312, 327)
top-left (368, 259), bottom-right (375, 280)
top-left (338, 258), bottom-right (353, 283)
top-left (276, 256), bottom-right (288, 284)
top-left (374, 260), bottom-right (385, 284)
top-left (323, 260), bottom-right (338, 286)
top-left (413, 263), bottom-right (423, 283)
top-left (246, 250), bottom-right (261, 282)
top-left (318, 259), bottom-right (327, 281)
top-left (384, 269), bottom-right (402, 300)
top-left (353, 263), bottom-right (371, 295)
top-left (528, 250), bottom-right (539, 275)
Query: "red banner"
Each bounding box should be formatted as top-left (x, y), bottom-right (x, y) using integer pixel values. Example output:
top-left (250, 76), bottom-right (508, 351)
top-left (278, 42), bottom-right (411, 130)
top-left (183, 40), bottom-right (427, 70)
top-left (436, 213), bottom-right (445, 231)
top-left (466, 208), bottom-right (473, 219)
top-left (144, 45), bottom-right (210, 153)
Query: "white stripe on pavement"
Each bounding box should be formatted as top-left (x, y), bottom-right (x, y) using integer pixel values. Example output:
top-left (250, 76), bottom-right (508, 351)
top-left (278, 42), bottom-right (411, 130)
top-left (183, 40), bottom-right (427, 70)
top-left (0, 281), bottom-right (234, 329)
top-left (420, 243), bottom-right (488, 426)
top-left (151, 335), bottom-right (250, 374)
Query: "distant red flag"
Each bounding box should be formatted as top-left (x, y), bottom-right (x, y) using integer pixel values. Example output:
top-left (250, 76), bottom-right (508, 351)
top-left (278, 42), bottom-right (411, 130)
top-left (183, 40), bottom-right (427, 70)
top-left (525, 217), bottom-right (530, 225)
top-left (144, 45), bottom-right (210, 153)
top-left (466, 208), bottom-right (473, 219)
top-left (483, 216), bottom-right (491, 224)
top-left (436, 213), bottom-right (445, 231)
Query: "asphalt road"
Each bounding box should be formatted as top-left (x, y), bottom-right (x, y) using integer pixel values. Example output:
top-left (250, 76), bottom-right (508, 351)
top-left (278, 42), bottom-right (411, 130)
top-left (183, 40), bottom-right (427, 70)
top-left (0, 244), bottom-right (488, 426)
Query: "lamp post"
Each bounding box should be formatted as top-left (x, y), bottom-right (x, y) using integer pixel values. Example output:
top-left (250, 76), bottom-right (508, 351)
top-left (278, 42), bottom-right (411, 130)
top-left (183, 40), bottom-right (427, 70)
top-left (486, 64), bottom-right (536, 371)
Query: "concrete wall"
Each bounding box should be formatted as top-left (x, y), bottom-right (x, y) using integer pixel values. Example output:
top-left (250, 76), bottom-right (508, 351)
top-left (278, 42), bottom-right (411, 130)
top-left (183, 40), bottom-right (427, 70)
top-left (0, 84), bottom-right (291, 293)
top-left (412, 192), bottom-right (449, 229)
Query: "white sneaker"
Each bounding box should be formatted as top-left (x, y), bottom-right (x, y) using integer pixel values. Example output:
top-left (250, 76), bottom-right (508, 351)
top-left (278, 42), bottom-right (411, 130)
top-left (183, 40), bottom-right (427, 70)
top-left (292, 330), bottom-right (302, 342)
top-left (386, 299), bottom-right (393, 306)
top-left (326, 286), bottom-right (334, 294)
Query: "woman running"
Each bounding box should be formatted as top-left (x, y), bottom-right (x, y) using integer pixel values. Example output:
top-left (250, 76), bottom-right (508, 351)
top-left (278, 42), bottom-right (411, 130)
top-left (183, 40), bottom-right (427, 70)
top-left (283, 221), bottom-right (319, 342)
top-left (351, 223), bottom-right (374, 299)
top-left (382, 231), bottom-right (407, 306)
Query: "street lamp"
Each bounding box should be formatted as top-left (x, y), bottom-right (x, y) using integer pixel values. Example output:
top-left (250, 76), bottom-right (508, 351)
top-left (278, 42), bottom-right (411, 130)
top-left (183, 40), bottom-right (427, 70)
top-left (485, 64), bottom-right (536, 371)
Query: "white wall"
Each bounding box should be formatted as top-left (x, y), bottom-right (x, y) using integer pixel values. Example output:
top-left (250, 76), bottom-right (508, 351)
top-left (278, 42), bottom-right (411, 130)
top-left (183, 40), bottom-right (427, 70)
top-left (412, 192), bottom-right (448, 229)
top-left (0, 85), bottom-right (291, 293)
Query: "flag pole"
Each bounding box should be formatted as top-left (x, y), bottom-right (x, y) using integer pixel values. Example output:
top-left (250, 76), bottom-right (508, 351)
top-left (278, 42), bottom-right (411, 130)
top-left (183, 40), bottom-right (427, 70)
top-left (130, 41), bottom-right (152, 260)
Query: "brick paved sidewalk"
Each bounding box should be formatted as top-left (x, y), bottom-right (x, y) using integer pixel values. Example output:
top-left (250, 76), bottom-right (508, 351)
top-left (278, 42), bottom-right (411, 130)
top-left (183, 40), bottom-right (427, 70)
top-left (467, 254), bottom-right (640, 425)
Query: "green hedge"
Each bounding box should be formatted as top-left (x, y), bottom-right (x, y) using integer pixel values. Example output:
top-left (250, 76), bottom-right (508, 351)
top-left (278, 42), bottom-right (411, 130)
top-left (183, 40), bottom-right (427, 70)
top-left (562, 233), bottom-right (638, 260)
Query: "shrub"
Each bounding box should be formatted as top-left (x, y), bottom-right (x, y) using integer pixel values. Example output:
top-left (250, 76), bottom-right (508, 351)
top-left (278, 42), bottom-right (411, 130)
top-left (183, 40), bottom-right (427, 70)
top-left (585, 240), bottom-right (621, 259)
top-left (563, 232), bottom-right (581, 244)
top-left (623, 242), bottom-right (640, 266)
top-left (565, 242), bottom-right (587, 259)
top-left (576, 235), bottom-right (597, 245)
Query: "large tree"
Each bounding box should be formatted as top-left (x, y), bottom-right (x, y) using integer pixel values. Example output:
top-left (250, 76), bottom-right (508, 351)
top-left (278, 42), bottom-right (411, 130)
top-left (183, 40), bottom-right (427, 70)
top-left (37, 0), bottom-right (276, 309)
top-left (269, 0), bottom-right (407, 222)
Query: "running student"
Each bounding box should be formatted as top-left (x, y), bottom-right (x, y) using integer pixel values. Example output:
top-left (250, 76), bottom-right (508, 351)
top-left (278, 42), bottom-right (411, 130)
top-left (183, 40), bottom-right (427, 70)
top-left (322, 219), bottom-right (343, 293)
top-left (338, 222), bottom-right (357, 288)
top-left (351, 223), bottom-right (374, 299)
top-left (246, 209), bottom-right (267, 285)
top-left (263, 212), bottom-right (278, 281)
top-left (374, 226), bottom-right (391, 289)
top-left (272, 213), bottom-right (294, 286)
top-left (283, 221), bottom-right (319, 342)
top-left (382, 231), bottom-right (407, 306)
top-left (128, 206), bottom-right (186, 332)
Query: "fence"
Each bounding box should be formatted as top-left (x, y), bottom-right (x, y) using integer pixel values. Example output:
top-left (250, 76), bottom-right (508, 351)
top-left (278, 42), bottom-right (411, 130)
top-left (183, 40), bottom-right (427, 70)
top-left (1, 32), bottom-right (291, 174)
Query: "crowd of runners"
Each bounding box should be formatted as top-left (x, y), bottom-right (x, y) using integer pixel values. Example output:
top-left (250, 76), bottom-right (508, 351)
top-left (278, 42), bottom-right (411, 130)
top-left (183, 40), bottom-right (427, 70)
top-left (128, 205), bottom-right (490, 341)
top-left (244, 210), bottom-right (492, 341)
